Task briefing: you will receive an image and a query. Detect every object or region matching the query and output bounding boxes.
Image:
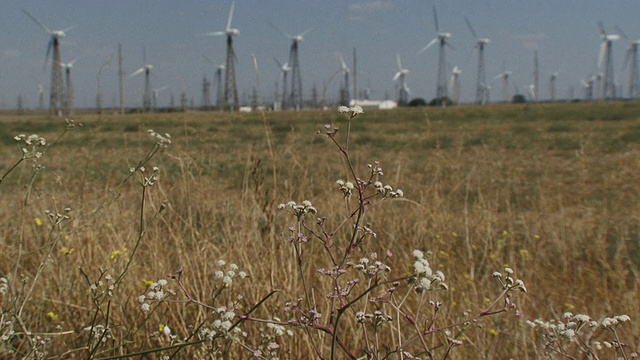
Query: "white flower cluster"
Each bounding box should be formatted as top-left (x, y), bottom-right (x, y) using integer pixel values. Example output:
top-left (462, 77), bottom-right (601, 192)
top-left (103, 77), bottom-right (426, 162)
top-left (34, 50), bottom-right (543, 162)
top-left (251, 318), bottom-right (293, 359)
top-left (14, 134), bottom-right (46, 159)
top-left (491, 267), bottom-right (527, 293)
top-left (373, 181), bottom-right (404, 198)
top-left (0, 276), bottom-right (7, 295)
top-left (601, 314), bottom-right (631, 328)
top-left (89, 273), bottom-right (115, 298)
top-left (526, 313), bottom-right (596, 340)
top-left (527, 312), bottom-right (635, 355)
top-left (44, 206), bottom-right (72, 225)
top-left (130, 165), bottom-right (160, 187)
top-left (83, 324), bottom-right (112, 346)
top-left (147, 129), bottom-right (172, 147)
top-left (335, 179), bottom-right (356, 197)
top-left (138, 279), bottom-right (175, 312)
top-left (213, 260), bottom-right (247, 286)
top-left (353, 252), bottom-right (391, 278)
top-left (199, 300), bottom-right (246, 342)
top-left (277, 200), bottom-right (318, 220)
top-left (412, 250), bottom-right (447, 292)
top-left (355, 310), bottom-right (393, 327)
top-left (338, 105), bottom-right (364, 119)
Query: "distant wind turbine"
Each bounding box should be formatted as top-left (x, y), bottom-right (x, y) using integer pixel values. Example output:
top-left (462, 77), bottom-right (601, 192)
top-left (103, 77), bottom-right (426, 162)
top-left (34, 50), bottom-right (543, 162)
top-left (337, 54), bottom-right (350, 106)
top-left (23, 9), bottom-right (76, 115)
top-left (202, 1), bottom-right (240, 111)
top-left (493, 70), bottom-right (512, 103)
top-left (465, 17), bottom-right (490, 105)
top-left (449, 66), bottom-right (462, 104)
top-left (60, 58), bottom-right (77, 115)
top-left (271, 23), bottom-right (313, 110)
top-left (617, 26), bottom-right (640, 99)
top-left (598, 22), bottom-right (620, 100)
top-left (128, 50), bottom-right (154, 112)
top-left (274, 57), bottom-right (291, 110)
top-left (393, 54), bottom-right (410, 105)
top-left (419, 6), bottom-right (453, 102)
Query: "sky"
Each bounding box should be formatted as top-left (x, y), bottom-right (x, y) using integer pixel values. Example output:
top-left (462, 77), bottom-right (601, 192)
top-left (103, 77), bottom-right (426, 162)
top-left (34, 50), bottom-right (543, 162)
top-left (1, 0), bottom-right (639, 109)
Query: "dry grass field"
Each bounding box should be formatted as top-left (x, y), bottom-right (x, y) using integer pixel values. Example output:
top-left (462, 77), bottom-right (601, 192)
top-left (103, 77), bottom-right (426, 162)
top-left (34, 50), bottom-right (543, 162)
top-left (1, 102), bottom-right (639, 359)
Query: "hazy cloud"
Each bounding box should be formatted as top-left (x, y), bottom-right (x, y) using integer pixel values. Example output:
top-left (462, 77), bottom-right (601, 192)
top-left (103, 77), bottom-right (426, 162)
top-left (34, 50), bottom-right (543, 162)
top-left (2, 49), bottom-right (21, 58)
top-left (507, 32), bottom-right (547, 49)
top-left (349, 0), bottom-right (394, 13)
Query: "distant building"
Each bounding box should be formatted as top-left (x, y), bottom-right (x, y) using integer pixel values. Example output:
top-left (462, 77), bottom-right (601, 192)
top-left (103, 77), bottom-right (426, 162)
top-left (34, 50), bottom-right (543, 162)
top-left (350, 99), bottom-right (397, 110)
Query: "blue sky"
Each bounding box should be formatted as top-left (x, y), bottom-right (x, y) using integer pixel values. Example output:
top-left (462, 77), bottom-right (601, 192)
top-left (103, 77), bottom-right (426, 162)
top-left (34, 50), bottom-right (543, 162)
top-left (1, 0), bottom-right (639, 109)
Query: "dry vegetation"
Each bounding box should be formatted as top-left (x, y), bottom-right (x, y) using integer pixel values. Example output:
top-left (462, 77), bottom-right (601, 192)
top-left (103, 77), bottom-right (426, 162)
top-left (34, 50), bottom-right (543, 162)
top-left (1, 101), bottom-right (639, 359)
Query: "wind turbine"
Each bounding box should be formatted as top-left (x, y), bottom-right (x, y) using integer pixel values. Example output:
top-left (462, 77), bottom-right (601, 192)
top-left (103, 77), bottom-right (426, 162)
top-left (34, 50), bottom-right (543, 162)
top-left (493, 70), bottom-right (512, 103)
top-left (337, 54), bottom-right (350, 106)
top-left (598, 22), bottom-right (619, 100)
top-left (449, 66), bottom-right (462, 104)
top-left (203, 1), bottom-right (240, 111)
top-left (96, 53), bottom-right (113, 114)
top-left (393, 54), bottom-right (410, 105)
top-left (549, 71), bottom-right (559, 101)
top-left (274, 57), bottom-right (291, 110)
top-left (23, 9), bottom-right (75, 115)
top-left (250, 53), bottom-right (263, 109)
top-left (617, 27), bottom-right (640, 99)
top-left (465, 17), bottom-right (490, 105)
top-left (37, 85), bottom-right (44, 110)
top-left (271, 24), bottom-right (312, 110)
top-left (215, 64), bottom-right (225, 109)
top-left (152, 86), bottom-right (168, 110)
top-left (60, 58), bottom-right (77, 115)
top-left (419, 6), bottom-right (453, 102)
top-left (128, 50), bottom-right (154, 112)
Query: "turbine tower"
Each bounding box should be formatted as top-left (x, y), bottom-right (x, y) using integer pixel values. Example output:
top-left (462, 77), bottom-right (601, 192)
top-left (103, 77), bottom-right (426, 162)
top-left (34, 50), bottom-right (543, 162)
top-left (201, 75), bottom-right (212, 108)
top-left (215, 64), bottom-right (225, 109)
top-left (274, 57), bottom-right (290, 110)
top-left (61, 58), bottom-right (77, 115)
top-left (618, 27), bottom-right (640, 99)
top-left (449, 66), bottom-right (462, 104)
top-left (465, 18), bottom-right (490, 105)
top-left (598, 22), bottom-right (619, 100)
top-left (393, 54), bottom-right (410, 105)
top-left (204, 1), bottom-right (240, 111)
top-left (493, 70), bottom-right (512, 103)
top-left (533, 50), bottom-right (539, 102)
top-left (250, 53), bottom-right (263, 109)
top-left (272, 24), bottom-right (312, 110)
top-left (337, 55), bottom-right (350, 106)
top-left (419, 6), bottom-right (452, 102)
top-left (549, 72), bottom-right (559, 101)
top-left (96, 54), bottom-right (112, 114)
top-left (23, 9), bottom-right (74, 115)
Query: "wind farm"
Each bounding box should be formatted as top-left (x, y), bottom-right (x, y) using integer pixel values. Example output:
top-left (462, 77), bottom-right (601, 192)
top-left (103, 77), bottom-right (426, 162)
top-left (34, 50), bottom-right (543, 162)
top-left (3, 2), bottom-right (640, 359)
top-left (3, 1), bottom-right (637, 113)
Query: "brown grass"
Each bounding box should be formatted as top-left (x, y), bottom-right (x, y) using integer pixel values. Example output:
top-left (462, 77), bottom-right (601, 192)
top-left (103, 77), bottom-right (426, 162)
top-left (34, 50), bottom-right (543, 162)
top-left (1, 102), bottom-right (639, 358)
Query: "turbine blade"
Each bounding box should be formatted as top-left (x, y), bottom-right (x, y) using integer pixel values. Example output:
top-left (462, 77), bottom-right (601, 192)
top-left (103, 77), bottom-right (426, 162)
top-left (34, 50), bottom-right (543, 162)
top-left (432, 6), bottom-right (439, 34)
top-left (201, 54), bottom-right (214, 65)
top-left (396, 54), bottom-right (403, 71)
top-left (465, 17), bottom-right (478, 39)
top-left (268, 21), bottom-right (290, 39)
top-left (299, 27), bottom-right (314, 38)
top-left (22, 9), bottom-right (51, 34)
top-left (598, 21), bottom-right (606, 38)
top-left (623, 48), bottom-right (632, 70)
top-left (418, 38), bottom-right (438, 54)
top-left (393, 71), bottom-right (401, 81)
top-left (273, 57), bottom-right (282, 69)
top-left (226, 0), bottom-right (236, 31)
top-left (44, 37), bottom-right (53, 71)
top-left (598, 42), bottom-right (606, 69)
top-left (128, 67), bottom-right (145, 78)
top-left (615, 25), bottom-right (629, 41)
top-left (62, 24), bottom-right (77, 33)
top-left (202, 31), bottom-right (226, 36)
top-left (251, 53), bottom-right (259, 73)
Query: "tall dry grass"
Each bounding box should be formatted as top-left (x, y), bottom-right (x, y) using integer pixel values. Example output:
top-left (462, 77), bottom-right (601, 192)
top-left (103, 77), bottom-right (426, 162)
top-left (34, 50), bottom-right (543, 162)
top-left (0, 102), bottom-right (639, 358)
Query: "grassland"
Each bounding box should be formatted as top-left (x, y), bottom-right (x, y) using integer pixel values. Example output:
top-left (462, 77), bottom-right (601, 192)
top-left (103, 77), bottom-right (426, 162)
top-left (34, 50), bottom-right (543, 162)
top-left (1, 101), bottom-right (639, 358)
